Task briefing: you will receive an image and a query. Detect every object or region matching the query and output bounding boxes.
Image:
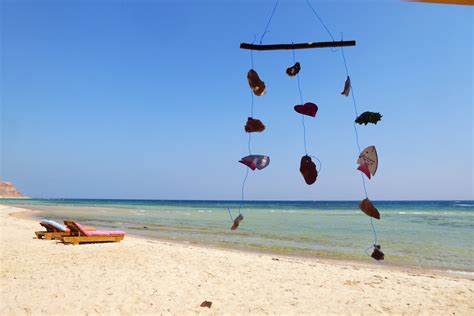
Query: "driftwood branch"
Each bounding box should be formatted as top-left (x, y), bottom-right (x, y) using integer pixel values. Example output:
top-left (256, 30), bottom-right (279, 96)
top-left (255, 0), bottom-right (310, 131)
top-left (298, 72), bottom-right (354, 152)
top-left (240, 40), bottom-right (356, 51)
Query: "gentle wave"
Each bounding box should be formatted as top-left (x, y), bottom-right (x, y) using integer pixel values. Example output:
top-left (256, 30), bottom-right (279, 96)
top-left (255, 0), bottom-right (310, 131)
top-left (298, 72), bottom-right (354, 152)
top-left (446, 270), bottom-right (474, 277)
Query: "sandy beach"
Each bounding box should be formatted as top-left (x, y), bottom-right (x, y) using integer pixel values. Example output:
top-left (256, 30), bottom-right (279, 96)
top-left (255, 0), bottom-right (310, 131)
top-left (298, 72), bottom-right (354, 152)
top-left (0, 204), bottom-right (472, 315)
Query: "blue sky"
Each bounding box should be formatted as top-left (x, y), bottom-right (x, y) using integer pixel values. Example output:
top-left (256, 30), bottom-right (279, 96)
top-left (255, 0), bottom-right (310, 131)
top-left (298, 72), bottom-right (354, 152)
top-left (1, 0), bottom-right (472, 200)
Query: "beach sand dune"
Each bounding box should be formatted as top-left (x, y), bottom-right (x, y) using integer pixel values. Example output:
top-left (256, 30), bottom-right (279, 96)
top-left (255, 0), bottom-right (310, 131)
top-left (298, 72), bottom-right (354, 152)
top-left (1, 205), bottom-right (472, 315)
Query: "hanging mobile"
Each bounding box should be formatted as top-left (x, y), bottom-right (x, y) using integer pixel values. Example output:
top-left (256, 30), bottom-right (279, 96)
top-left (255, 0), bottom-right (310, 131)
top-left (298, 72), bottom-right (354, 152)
top-left (235, 1), bottom-right (392, 265)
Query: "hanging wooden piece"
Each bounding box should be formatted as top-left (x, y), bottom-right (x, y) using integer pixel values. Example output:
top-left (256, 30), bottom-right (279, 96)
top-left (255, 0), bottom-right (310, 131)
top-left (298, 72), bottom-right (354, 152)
top-left (247, 69), bottom-right (266, 96)
top-left (359, 198), bottom-right (380, 219)
top-left (300, 155), bottom-right (318, 185)
top-left (231, 214), bottom-right (244, 230)
top-left (371, 245), bottom-right (384, 260)
top-left (239, 155), bottom-right (270, 171)
top-left (245, 117), bottom-right (265, 133)
top-left (286, 62), bottom-right (301, 77)
top-left (355, 112), bottom-right (382, 125)
top-left (240, 40), bottom-right (356, 51)
top-left (357, 146), bottom-right (378, 179)
top-left (341, 76), bottom-right (351, 96)
top-left (294, 102), bottom-right (318, 117)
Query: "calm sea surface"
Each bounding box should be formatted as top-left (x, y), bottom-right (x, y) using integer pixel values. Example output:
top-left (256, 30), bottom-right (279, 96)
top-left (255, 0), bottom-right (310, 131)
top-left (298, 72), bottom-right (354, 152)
top-left (2, 199), bottom-right (473, 271)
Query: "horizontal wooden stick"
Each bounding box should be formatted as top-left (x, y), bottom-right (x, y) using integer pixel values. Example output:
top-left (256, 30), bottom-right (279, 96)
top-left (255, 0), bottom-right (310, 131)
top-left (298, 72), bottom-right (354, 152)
top-left (240, 40), bottom-right (356, 51)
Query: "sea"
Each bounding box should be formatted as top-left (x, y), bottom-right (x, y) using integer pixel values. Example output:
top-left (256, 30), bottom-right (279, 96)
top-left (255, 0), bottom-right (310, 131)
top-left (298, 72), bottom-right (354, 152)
top-left (2, 199), bottom-right (473, 272)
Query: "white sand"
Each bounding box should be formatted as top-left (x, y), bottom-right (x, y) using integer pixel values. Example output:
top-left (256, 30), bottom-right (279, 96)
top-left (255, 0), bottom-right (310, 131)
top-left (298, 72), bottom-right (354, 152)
top-left (0, 204), bottom-right (473, 315)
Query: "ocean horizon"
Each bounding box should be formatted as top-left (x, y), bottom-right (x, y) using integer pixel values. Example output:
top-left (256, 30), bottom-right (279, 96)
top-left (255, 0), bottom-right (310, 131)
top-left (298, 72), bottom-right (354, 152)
top-left (2, 198), bottom-right (473, 272)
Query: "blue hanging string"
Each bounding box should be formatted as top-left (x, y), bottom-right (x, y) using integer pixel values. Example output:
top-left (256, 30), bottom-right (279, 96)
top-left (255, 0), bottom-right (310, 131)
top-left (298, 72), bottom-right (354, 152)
top-left (292, 47), bottom-right (308, 156)
top-left (238, 168), bottom-right (249, 215)
top-left (340, 34), bottom-right (368, 199)
top-left (340, 33), bottom-right (377, 249)
top-left (247, 132), bottom-right (252, 155)
top-left (301, 116), bottom-right (308, 156)
top-left (231, 38), bottom-right (257, 222)
top-left (227, 208), bottom-right (234, 221)
top-left (250, 85), bottom-right (254, 118)
top-left (309, 155), bottom-right (322, 173)
top-left (304, 0), bottom-right (336, 42)
top-left (250, 35), bottom-right (256, 69)
top-left (259, 0), bottom-right (280, 44)
top-left (304, 0), bottom-right (339, 53)
top-left (292, 48), bottom-right (304, 104)
top-left (370, 217), bottom-right (378, 245)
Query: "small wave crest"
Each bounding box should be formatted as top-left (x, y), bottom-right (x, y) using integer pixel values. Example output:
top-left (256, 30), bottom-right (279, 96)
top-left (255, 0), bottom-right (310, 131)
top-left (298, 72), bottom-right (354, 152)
top-left (446, 270), bottom-right (474, 278)
top-left (129, 210), bottom-right (145, 216)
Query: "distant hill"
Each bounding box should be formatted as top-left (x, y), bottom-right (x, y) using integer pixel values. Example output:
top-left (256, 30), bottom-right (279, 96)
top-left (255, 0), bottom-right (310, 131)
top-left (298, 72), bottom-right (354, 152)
top-left (0, 182), bottom-right (28, 198)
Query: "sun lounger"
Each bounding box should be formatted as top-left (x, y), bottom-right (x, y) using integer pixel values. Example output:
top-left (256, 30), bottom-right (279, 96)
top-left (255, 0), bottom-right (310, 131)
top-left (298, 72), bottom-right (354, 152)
top-left (35, 219), bottom-right (96, 240)
top-left (61, 220), bottom-right (125, 245)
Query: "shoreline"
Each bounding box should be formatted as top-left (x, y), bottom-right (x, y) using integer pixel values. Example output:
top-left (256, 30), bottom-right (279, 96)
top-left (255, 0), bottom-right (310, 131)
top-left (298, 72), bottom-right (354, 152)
top-left (1, 204), bottom-right (473, 314)
top-left (11, 203), bottom-right (474, 277)
top-left (5, 206), bottom-right (474, 280)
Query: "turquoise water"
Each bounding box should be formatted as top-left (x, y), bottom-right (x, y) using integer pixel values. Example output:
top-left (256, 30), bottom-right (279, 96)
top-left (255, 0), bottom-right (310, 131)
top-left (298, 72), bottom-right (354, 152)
top-left (2, 199), bottom-right (473, 271)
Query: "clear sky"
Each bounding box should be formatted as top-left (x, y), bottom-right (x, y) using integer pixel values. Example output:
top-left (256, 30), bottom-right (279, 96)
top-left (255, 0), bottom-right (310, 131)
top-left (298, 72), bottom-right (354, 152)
top-left (1, 0), bottom-right (472, 200)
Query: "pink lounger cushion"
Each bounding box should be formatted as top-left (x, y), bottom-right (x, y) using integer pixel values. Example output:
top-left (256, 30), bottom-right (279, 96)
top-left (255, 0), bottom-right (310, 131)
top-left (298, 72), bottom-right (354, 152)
top-left (86, 230), bottom-right (126, 237)
top-left (74, 222), bottom-right (126, 237)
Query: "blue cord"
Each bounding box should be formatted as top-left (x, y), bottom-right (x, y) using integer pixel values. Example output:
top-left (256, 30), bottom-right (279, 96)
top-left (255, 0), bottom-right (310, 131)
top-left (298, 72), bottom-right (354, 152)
top-left (292, 47), bottom-right (308, 156)
top-left (341, 34), bottom-right (377, 245)
top-left (250, 89), bottom-right (254, 118)
top-left (259, 0), bottom-right (280, 44)
top-left (309, 155), bottom-right (322, 173)
top-left (238, 167), bottom-right (249, 215)
top-left (227, 208), bottom-right (234, 221)
top-left (301, 115), bottom-right (308, 156)
top-left (231, 40), bottom-right (258, 222)
top-left (370, 217), bottom-right (378, 245)
top-left (304, 0), bottom-right (336, 42)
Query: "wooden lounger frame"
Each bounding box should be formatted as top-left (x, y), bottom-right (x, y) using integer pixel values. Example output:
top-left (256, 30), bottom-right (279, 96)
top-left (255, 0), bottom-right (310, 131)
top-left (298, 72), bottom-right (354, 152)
top-left (62, 235), bottom-right (125, 245)
top-left (36, 231), bottom-right (70, 240)
top-left (61, 220), bottom-right (124, 245)
top-left (35, 222), bottom-right (95, 240)
top-left (35, 222), bottom-right (66, 240)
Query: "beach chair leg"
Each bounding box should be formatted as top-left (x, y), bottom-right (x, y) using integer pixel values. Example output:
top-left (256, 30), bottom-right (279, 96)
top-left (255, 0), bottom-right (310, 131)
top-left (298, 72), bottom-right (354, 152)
top-left (63, 237), bottom-right (80, 245)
